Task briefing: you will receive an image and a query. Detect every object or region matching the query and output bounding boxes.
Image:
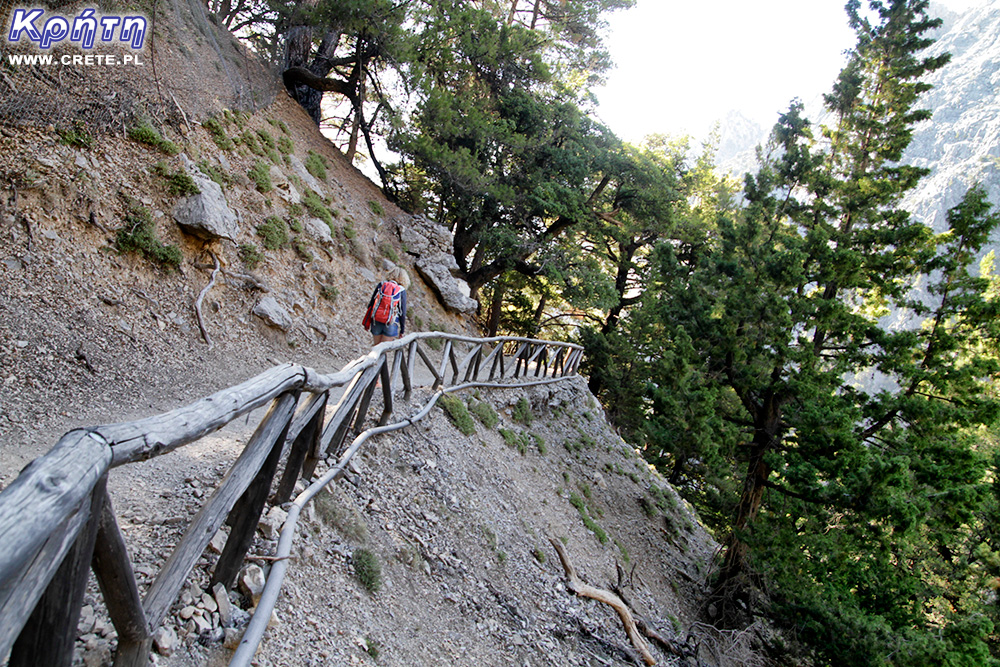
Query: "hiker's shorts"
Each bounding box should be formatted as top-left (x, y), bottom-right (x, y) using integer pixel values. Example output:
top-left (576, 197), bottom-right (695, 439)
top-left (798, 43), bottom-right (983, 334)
top-left (370, 320), bottom-right (400, 337)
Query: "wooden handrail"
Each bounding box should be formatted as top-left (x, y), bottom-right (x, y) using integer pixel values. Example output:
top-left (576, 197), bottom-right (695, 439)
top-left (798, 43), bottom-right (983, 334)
top-left (0, 332), bottom-right (584, 666)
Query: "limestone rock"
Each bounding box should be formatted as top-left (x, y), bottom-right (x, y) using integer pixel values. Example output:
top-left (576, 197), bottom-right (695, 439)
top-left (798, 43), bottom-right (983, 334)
top-left (399, 215), bottom-right (478, 313)
top-left (287, 154), bottom-right (325, 196)
top-left (240, 564), bottom-right (266, 606)
top-left (303, 217), bottom-right (334, 245)
top-left (258, 505), bottom-right (288, 540)
top-left (172, 155), bottom-right (239, 241)
top-left (253, 296), bottom-right (293, 331)
top-left (153, 625), bottom-right (177, 656)
top-left (269, 164), bottom-right (302, 204)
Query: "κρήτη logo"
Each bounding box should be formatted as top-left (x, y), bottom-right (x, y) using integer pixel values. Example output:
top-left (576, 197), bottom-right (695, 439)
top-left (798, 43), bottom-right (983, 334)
top-left (6, 8), bottom-right (147, 50)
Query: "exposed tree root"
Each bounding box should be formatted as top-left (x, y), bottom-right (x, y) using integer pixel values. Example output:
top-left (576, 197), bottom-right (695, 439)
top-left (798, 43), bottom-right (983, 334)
top-left (549, 537), bottom-right (656, 665)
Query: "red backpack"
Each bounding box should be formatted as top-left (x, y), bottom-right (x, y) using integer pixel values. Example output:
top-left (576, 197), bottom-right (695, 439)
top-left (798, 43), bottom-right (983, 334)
top-left (368, 281), bottom-right (403, 325)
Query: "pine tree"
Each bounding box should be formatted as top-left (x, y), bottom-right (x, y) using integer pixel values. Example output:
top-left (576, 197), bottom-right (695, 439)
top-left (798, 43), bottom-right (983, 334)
top-left (636, 1), bottom-right (1000, 662)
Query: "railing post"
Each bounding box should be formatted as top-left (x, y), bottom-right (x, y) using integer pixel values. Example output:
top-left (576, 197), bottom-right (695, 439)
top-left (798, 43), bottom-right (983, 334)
top-left (91, 494), bottom-right (149, 666)
top-left (211, 391), bottom-right (297, 591)
top-left (8, 475), bottom-right (107, 667)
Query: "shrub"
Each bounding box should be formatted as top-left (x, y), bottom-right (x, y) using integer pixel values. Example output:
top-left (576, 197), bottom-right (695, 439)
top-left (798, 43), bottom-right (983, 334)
top-left (368, 200), bottom-right (384, 216)
top-left (128, 120), bottom-right (180, 155)
top-left (202, 117), bottom-right (235, 151)
top-left (531, 433), bottom-right (547, 455)
top-left (294, 239), bottom-right (314, 262)
top-left (469, 401), bottom-right (499, 429)
top-left (305, 150), bottom-right (327, 180)
top-left (256, 216), bottom-right (288, 250)
top-left (277, 136), bottom-right (294, 154)
top-left (238, 130), bottom-right (264, 156)
top-left (314, 489), bottom-right (368, 543)
top-left (287, 217), bottom-right (303, 233)
top-left (197, 160), bottom-right (229, 188)
top-left (56, 122), bottom-right (93, 149)
top-left (303, 189), bottom-right (333, 231)
top-left (512, 397), bottom-right (533, 425)
top-left (256, 129), bottom-right (276, 150)
top-left (320, 284), bottom-right (339, 302)
top-left (153, 161), bottom-right (200, 197)
top-left (439, 394), bottom-right (475, 436)
top-left (380, 243), bottom-right (400, 263)
top-left (248, 160), bottom-right (272, 193)
top-left (352, 548), bottom-right (382, 593)
top-left (239, 243), bottom-right (263, 269)
top-left (114, 204), bottom-right (182, 270)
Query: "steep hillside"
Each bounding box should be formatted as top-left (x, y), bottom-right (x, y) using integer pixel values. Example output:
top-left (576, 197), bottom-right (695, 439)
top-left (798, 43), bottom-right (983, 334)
top-left (0, 5), bottom-right (731, 667)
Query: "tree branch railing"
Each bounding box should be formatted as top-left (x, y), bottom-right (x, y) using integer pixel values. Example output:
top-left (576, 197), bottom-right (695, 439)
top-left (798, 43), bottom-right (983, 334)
top-left (0, 332), bottom-right (584, 667)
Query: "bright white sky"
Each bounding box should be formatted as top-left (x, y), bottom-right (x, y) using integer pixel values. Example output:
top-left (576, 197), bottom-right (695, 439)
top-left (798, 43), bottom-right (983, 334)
top-left (593, 0), bottom-right (982, 145)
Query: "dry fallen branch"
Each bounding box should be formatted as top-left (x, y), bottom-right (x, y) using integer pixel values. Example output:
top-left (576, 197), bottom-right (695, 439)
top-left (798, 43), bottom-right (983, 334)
top-left (549, 537), bottom-right (656, 666)
top-left (195, 250), bottom-right (221, 348)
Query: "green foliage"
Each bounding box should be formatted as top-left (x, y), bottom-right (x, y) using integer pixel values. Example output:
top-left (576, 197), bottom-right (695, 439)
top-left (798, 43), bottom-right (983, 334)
top-left (238, 130), bottom-right (264, 156)
top-left (294, 239), bottom-right (314, 262)
top-left (468, 400), bottom-right (499, 429)
top-left (579, 4), bottom-right (1000, 664)
top-left (439, 394), bottom-right (475, 435)
top-left (256, 216), bottom-right (288, 250)
top-left (197, 160), bottom-right (229, 188)
top-left (320, 284), bottom-right (339, 302)
top-left (153, 161), bottom-right (200, 197)
top-left (352, 548), bottom-right (382, 593)
top-left (306, 150), bottom-right (328, 181)
top-left (303, 189), bottom-right (334, 231)
top-left (238, 243), bottom-right (263, 269)
top-left (256, 129), bottom-right (276, 151)
top-left (277, 136), bottom-right (294, 154)
top-left (368, 200), bottom-right (384, 216)
top-left (128, 120), bottom-right (180, 155)
top-left (114, 204), bottom-right (182, 270)
top-left (512, 397), bottom-right (532, 425)
top-left (202, 117), bottom-right (235, 151)
top-left (569, 492), bottom-right (607, 544)
top-left (56, 122), bottom-right (93, 149)
top-left (314, 488), bottom-right (369, 543)
top-left (380, 243), bottom-right (400, 263)
top-left (248, 160), bottom-right (272, 193)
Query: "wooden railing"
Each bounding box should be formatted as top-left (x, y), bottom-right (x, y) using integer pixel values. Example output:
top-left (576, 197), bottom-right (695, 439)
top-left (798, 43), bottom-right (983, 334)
top-left (0, 333), bottom-right (583, 667)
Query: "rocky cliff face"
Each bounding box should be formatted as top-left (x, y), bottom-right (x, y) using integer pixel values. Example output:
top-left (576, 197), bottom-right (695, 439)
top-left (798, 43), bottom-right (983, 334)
top-left (715, 2), bottom-right (1000, 234)
top-left (903, 2), bottom-right (1000, 232)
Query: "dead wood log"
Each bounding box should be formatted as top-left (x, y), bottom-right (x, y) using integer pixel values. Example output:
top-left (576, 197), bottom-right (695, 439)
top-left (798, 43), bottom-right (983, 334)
top-left (549, 538), bottom-right (656, 666)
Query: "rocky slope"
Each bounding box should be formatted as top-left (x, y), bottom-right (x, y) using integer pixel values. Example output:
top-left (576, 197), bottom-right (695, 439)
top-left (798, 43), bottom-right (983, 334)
top-left (0, 5), bottom-right (731, 667)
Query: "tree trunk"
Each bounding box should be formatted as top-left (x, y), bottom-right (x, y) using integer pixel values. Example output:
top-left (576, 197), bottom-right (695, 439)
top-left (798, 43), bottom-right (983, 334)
top-left (717, 399), bottom-right (781, 588)
top-left (283, 26), bottom-right (340, 125)
top-left (487, 279), bottom-right (506, 337)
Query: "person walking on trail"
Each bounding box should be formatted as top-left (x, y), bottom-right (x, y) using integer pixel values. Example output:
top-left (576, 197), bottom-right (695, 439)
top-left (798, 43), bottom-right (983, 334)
top-left (362, 268), bottom-right (409, 346)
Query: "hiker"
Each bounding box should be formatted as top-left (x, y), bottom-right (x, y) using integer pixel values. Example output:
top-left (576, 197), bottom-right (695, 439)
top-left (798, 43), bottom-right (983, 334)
top-left (362, 268), bottom-right (409, 346)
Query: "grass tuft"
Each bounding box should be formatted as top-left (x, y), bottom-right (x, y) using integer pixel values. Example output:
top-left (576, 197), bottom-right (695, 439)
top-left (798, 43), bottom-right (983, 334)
top-left (128, 120), bottom-right (179, 155)
top-left (439, 394), bottom-right (476, 435)
top-left (353, 548), bottom-right (382, 593)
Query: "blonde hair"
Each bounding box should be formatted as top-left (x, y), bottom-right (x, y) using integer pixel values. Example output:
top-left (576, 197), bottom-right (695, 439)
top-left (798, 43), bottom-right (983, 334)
top-left (387, 266), bottom-right (410, 289)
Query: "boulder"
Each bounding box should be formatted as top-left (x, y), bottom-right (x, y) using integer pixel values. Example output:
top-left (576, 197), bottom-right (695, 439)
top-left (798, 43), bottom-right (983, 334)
top-left (303, 217), bottom-right (334, 246)
top-left (252, 296), bottom-right (293, 331)
top-left (415, 258), bottom-right (477, 313)
top-left (172, 155), bottom-right (239, 241)
top-left (399, 215), bottom-right (478, 313)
